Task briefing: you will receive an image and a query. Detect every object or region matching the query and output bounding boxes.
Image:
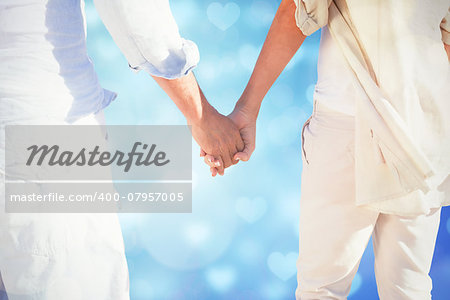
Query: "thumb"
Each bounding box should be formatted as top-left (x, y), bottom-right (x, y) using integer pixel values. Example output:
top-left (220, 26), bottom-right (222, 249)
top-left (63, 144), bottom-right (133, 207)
top-left (233, 144), bottom-right (254, 162)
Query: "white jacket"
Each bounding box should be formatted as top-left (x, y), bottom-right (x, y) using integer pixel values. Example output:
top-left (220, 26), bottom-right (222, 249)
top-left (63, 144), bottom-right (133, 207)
top-left (294, 0), bottom-right (450, 216)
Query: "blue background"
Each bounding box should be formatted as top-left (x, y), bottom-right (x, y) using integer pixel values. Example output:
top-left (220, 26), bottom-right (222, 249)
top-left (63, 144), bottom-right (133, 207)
top-left (84, 0), bottom-right (450, 299)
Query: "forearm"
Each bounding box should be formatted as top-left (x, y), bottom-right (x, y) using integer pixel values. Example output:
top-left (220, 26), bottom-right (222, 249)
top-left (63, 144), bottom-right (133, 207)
top-left (152, 72), bottom-right (212, 125)
top-left (236, 0), bottom-right (306, 118)
top-left (153, 72), bottom-right (244, 171)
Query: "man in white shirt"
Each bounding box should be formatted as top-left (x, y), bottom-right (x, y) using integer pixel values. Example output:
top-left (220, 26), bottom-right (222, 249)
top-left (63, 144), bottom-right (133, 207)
top-left (204, 0), bottom-right (450, 298)
top-left (0, 0), bottom-right (243, 299)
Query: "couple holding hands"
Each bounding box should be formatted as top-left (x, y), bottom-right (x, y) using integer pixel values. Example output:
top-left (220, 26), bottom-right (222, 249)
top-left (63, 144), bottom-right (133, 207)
top-left (1, 0), bottom-right (449, 299)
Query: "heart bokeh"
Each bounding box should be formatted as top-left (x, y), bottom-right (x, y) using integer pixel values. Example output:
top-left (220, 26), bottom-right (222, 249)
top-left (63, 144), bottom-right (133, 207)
top-left (267, 252), bottom-right (298, 281)
top-left (207, 2), bottom-right (240, 31)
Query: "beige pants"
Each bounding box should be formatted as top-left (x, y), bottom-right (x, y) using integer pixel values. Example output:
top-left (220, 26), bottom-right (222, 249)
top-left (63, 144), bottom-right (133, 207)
top-left (296, 101), bottom-right (441, 300)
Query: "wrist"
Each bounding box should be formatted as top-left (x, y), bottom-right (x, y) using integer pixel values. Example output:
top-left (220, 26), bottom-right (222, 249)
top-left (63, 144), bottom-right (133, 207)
top-left (235, 92), bottom-right (261, 122)
top-left (186, 98), bottom-right (216, 126)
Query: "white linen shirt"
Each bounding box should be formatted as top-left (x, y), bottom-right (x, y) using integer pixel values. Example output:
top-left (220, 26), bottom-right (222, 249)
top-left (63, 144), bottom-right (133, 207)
top-left (0, 0), bottom-right (199, 124)
top-left (294, 0), bottom-right (450, 216)
top-left (93, 0), bottom-right (199, 80)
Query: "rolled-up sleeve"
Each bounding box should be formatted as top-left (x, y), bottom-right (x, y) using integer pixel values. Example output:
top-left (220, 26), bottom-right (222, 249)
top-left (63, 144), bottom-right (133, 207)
top-left (292, 0), bottom-right (331, 36)
top-left (93, 0), bottom-right (199, 79)
top-left (441, 7), bottom-right (450, 45)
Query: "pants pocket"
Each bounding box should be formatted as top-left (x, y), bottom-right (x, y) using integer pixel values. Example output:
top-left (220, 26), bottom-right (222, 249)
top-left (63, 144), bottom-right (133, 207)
top-left (301, 116), bottom-right (313, 164)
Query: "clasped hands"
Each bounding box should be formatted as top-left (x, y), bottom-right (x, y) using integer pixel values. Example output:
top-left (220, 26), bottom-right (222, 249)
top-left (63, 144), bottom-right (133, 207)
top-left (191, 100), bottom-right (256, 176)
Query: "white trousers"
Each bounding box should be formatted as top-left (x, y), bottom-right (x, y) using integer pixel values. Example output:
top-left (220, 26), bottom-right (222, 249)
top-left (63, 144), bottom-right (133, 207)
top-left (296, 101), bottom-right (441, 300)
top-left (0, 112), bottom-right (130, 300)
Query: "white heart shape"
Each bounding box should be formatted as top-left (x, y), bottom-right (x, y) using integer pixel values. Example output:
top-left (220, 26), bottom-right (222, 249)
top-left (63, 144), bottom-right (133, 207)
top-left (267, 252), bottom-right (297, 281)
top-left (207, 2), bottom-right (240, 31)
top-left (235, 196), bottom-right (267, 223)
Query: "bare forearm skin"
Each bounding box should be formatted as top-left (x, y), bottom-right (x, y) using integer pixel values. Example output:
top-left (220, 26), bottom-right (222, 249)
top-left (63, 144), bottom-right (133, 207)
top-left (152, 72), bottom-right (214, 126)
top-left (236, 0), bottom-right (307, 119)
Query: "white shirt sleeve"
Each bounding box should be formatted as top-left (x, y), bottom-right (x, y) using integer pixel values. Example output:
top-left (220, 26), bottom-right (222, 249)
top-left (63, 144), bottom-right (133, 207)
top-left (440, 7), bottom-right (450, 45)
top-left (292, 0), bottom-right (332, 36)
top-left (93, 0), bottom-right (199, 79)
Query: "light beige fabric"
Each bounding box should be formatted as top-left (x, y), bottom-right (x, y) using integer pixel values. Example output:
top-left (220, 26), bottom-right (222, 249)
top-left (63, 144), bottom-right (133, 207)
top-left (293, 0), bottom-right (450, 216)
top-left (0, 112), bottom-right (130, 300)
top-left (294, 0), bottom-right (332, 36)
top-left (441, 7), bottom-right (450, 44)
top-left (296, 101), bottom-right (441, 299)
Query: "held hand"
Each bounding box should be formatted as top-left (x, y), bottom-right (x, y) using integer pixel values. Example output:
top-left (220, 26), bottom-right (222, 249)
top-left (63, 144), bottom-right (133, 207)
top-left (202, 101), bottom-right (257, 176)
top-left (191, 105), bottom-right (244, 175)
top-left (200, 0), bottom-right (304, 176)
top-left (228, 103), bottom-right (256, 162)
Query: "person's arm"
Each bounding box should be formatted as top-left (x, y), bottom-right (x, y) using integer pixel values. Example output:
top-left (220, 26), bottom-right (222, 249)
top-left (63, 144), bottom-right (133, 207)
top-left (236, 0), bottom-right (331, 121)
top-left (151, 73), bottom-right (208, 125)
top-left (152, 72), bottom-right (244, 172)
top-left (234, 0), bottom-right (306, 122)
top-left (205, 0), bottom-right (306, 169)
top-left (204, 0), bottom-right (328, 171)
top-left (229, 0), bottom-right (307, 166)
top-left (93, 0), bottom-right (243, 173)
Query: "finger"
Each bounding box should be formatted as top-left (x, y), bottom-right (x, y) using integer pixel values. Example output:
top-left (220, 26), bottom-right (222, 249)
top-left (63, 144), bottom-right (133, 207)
top-left (230, 151), bottom-right (239, 165)
top-left (236, 134), bottom-right (245, 153)
top-left (210, 155), bottom-right (222, 168)
top-left (220, 148), bottom-right (233, 169)
top-left (231, 145), bottom-right (241, 165)
top-left (200, 149), bottom-right (206, 157)
top-left (203, 155), bottom-right (218, 168)
top-left (229, 143), bottom-right (240, 166)
top-left (234, 143), bottom-right (255, 162)
top-left (206, 154), bottom-right (224, 174)
top-left (231, 131), bottom-right (245, 165)
top-left (210, 167), bottom-right (217, 177)
top-left (216, 157), bottom-right (225, 175)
